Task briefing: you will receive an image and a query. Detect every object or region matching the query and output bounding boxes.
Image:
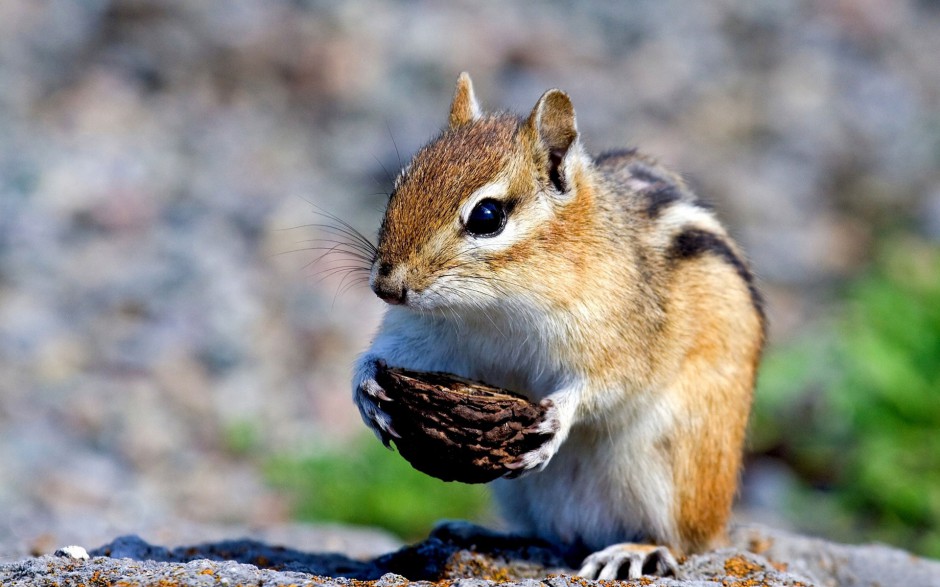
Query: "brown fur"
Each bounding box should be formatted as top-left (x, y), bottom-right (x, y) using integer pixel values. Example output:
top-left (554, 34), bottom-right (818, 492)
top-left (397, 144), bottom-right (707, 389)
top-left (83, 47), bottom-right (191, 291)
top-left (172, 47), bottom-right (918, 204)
top-left (665, 256), bottom-right (763, 553)
top-left (449, 72), bottom-right (480, 128)
top-left (377, 116), bottom-right (517, 281)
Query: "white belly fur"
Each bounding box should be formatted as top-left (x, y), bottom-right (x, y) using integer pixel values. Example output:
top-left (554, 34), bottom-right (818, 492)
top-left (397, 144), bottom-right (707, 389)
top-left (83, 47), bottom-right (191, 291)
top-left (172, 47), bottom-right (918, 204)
top-left (491, 403), bottom-right (678, 551)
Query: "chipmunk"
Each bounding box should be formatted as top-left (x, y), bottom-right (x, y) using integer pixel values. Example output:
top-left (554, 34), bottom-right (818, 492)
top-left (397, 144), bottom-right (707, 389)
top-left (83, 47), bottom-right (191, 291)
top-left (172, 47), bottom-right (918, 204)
top-left (352, 73), bottom-right (765, 579)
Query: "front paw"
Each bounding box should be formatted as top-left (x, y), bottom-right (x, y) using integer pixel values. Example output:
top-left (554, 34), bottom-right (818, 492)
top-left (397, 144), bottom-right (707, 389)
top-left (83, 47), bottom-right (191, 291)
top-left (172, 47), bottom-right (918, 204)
top-left (505, 398), bottom-right (564, 477)
top-left (353, 358), bottom-right (400, 446)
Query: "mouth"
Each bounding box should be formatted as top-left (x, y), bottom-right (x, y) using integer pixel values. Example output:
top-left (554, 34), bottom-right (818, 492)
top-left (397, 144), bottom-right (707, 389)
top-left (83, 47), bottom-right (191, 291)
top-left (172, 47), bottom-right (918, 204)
top-left (374, 288), bottom-right (407, 306)
top-left (383, 289), bottom-right (447, 314)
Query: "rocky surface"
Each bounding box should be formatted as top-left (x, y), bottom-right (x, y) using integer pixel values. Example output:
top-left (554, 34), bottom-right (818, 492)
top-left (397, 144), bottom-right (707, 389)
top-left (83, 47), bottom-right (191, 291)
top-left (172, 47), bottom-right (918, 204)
top-left (2, 524), bottom-right (939, 587)
top-left (0, 516), bottom-right (402, 566)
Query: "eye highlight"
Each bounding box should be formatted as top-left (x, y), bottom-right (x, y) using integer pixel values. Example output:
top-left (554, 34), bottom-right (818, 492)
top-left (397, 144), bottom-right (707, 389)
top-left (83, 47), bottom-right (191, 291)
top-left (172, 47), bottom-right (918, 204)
top-left (465, 199), bottom-right (506, 237)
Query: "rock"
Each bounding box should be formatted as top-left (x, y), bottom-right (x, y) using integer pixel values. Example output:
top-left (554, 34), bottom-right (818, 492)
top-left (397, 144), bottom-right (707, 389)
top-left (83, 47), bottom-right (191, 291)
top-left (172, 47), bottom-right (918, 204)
top-left (2, 524), bottom-right (938, 586)
top-left (729, 525), bottom-right (940, 587)
top-left (53, 545), bottom-right (88, 560)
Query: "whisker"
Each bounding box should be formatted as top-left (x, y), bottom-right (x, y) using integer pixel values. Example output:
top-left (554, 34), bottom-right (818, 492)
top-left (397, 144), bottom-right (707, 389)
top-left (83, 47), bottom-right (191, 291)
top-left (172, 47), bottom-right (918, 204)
top-left (310, 264), bottom-right (372, 280)
top-left (303, 223), bottom-right (378, 256)
top-left (386, 120), bottom-right (403, 171)
top-left (292, 239), bottom-right (374, 254)
top-left (303, 262), bottom-right (371, 277)
top-left (301, 246), bottom-right (372, 272)
top-left (436, 282), bottom-right (508, 338)
top-left (298, 199), bottom-right (379, 254)
top-left (333, 272), bottom-right (371, 306)
top-left (292, 240), bottom-right (375, 261)
top-left (372, 154), bottom-right (396, 192)
top-left (283, 199), bottom-right (382, 302)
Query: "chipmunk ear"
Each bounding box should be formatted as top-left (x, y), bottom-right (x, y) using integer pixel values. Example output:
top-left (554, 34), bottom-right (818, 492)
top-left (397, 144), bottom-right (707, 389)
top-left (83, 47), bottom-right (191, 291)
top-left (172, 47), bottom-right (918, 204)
top-left (527, 89), bottom-right (580, 194)
top-left (449, 72), bottom-right (482, 129)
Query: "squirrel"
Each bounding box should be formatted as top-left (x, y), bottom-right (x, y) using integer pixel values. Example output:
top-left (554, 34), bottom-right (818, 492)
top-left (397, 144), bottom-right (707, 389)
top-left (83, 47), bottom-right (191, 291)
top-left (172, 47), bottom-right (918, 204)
top-left (352, 73), bottom-right (766, 580)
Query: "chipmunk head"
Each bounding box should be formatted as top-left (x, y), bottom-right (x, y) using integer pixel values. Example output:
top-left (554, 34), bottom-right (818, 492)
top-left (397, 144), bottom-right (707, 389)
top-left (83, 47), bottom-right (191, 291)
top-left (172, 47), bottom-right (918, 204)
top-left (370, 73), bottom-right (593, 313)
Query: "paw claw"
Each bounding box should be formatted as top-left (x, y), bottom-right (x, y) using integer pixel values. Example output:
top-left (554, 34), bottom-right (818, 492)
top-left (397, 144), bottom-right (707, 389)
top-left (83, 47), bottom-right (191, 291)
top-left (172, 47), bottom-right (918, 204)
top-left (505, 399), bottom-right (566, 477)
top-left (362, 378), bottom-right (392, 402)
top-left (503, 440), bottom-right (560, 477)
top-left (579, 544), bottom-right (678, 580)
top-left (354, 360), bottom-right (398, 445)
top-left (524, 417), bottom-right (560, 435)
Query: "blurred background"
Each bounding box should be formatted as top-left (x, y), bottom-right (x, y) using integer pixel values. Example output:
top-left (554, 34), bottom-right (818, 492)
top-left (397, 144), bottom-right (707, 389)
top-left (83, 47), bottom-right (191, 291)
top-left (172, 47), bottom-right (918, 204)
top-left (1, 0), bottom-right (938, 561)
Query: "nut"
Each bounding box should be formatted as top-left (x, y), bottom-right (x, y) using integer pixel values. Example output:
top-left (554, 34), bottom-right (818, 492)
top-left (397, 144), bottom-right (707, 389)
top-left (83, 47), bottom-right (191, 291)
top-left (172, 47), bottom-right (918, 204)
top-left (374, 365), bottom-right (552, 484)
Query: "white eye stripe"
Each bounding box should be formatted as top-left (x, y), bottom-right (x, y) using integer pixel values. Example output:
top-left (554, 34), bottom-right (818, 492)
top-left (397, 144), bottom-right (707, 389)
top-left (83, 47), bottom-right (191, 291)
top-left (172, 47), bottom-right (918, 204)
top-left (459, 179), bottom-right (511, 225)
top-left (452, 180), bottom-right (557, 255)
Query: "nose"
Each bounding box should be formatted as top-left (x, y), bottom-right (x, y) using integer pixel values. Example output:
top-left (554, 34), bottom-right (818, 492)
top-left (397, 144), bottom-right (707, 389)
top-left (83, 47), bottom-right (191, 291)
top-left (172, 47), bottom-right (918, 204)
top-left (371, 262), bottom-right (408, 305)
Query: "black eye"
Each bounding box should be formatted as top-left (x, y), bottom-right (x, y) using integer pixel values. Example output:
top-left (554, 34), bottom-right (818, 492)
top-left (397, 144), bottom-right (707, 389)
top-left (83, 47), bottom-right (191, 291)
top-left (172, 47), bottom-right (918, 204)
top-left (465, 199), bottom-right (506, 237)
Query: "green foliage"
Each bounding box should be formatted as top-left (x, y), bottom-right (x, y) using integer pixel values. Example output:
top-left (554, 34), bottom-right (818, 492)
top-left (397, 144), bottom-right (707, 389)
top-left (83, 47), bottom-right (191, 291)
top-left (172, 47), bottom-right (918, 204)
top-left (223, 420), bottom-right (263, 457)
top-left (752, 238), bottom-right (940, 557)
top-left (265, 436), bottom-right (491, 540)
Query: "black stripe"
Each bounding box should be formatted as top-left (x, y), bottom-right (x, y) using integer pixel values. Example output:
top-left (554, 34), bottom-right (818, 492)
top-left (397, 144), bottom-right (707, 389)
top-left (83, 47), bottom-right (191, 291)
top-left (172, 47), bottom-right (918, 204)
top-left (668, 229), bottom-right (766, 327)
top-left (624, 162), bottom-right (692, 219)
top-left (626, 162), bottom-right (667, 185)
top-left (594, 148), bottom-right (638, 164)
top-left (643, 183), bottom-right (683, 218)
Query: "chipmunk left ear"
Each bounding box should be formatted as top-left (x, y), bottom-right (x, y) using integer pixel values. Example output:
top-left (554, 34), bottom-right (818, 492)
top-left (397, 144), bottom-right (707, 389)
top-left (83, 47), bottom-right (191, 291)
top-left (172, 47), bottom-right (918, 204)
top-left (527, 89), bottom-right (581, 194)
top-left (449, 72), bottom-right (482, 129)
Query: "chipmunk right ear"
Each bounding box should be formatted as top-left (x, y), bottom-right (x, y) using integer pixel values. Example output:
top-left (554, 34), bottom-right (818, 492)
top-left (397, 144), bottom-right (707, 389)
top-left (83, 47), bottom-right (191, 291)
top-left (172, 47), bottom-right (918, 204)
top-left (527, 89), bottom-right (580, 194)
top-left (449, 72), bottom-right (482, 129)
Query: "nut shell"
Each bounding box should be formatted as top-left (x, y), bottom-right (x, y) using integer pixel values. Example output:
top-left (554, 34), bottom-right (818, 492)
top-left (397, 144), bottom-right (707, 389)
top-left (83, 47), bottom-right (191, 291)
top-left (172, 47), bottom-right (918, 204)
top-left (374, 365), bottom-right (552, 484)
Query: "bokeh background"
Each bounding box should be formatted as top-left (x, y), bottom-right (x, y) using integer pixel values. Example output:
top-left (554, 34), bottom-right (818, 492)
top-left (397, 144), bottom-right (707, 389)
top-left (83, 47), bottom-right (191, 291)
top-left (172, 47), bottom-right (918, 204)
top-left (1, 0), bottom-right (939, 560)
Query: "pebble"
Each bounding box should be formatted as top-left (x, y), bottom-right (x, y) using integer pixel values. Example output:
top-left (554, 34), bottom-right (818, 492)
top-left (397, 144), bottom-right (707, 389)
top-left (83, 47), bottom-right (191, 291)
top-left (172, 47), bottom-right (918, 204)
top-left (53, 546), bottom-right (88, 561)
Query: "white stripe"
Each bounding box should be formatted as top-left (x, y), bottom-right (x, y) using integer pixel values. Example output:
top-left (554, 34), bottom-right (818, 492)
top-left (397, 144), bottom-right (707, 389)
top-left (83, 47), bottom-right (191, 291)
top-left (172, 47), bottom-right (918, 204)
top-left (655, 202), bottom-right (724, 249)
